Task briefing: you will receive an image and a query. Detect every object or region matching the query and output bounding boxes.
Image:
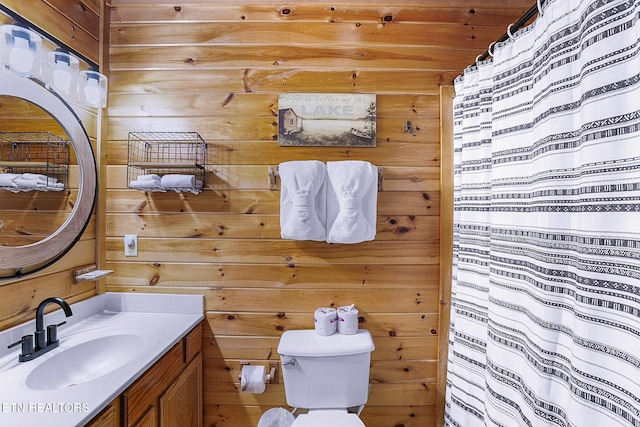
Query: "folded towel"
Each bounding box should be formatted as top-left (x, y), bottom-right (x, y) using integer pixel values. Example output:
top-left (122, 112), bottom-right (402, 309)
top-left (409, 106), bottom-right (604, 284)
top-left (326, 160), bottom-right (377, 244)
top-left (0, 173), bottom-right (20, 188)
top-left (43, 182), bottom-right (64, 191)
top-left (12, 177), bottom-right (64, 191)
top-left (137, 174), bottom-right (161, 182)
top-left (279, 160), bottom-right (327, 241)
top-left (167, 179), bottom-right (203, 194)
top-left (21, 173), bottom-right (55, 182)
top-left (129, 179), bottom-right (165, 191)
top-left (160, 174), bottom-right (196, 188)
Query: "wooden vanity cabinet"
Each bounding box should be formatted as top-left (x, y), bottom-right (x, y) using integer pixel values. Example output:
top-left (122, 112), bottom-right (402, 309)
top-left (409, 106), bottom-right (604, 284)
top-left (85, 322), bottom-right (203, 427)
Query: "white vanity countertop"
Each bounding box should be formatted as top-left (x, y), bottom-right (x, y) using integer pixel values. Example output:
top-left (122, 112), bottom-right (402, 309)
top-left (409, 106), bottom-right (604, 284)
top-left (0, 292), bottom-right (204, 427)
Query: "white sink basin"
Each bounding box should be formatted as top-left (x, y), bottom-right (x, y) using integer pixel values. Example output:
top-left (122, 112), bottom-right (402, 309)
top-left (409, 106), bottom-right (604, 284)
top-left (0, 292), bottom-right (204, 427)
top-left (25, 333), bottom-right (144, 390)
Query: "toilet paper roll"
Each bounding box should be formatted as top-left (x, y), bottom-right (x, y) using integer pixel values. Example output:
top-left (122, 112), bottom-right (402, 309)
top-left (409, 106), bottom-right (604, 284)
top-left (337, 304), bottom-right (359, 335)
top-left (314, 307), bottom-right (338, 336)
top-left (240, 365), bottom-right (267, 394)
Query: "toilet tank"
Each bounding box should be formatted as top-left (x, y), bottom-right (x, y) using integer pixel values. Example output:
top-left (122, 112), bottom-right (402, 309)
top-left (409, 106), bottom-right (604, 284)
top-left (277, 329), bottom-right (375, 409)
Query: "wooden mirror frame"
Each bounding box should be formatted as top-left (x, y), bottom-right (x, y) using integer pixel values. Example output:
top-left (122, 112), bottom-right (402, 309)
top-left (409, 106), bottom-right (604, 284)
top-left (0, 71), bottom-right (97, 278)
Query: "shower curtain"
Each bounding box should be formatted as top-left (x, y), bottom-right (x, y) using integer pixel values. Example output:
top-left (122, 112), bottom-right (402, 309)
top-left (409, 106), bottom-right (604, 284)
top-left (446, 0), bottom-right (640, 426)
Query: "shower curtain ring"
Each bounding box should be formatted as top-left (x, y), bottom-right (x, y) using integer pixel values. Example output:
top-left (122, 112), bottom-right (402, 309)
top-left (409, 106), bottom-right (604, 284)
top-left (537, 0), bottom-right (544, 17)
top-left (475, 54), bottom-right (482, 63)
top-left (507, 23), bottom-right (515, 39)
top-left (488, 41), bottom-right (496, 57)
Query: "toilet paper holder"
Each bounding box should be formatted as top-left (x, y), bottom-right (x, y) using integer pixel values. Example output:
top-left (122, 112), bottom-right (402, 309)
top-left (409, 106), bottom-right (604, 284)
top-left (238, 361), bottom-right (279, 384)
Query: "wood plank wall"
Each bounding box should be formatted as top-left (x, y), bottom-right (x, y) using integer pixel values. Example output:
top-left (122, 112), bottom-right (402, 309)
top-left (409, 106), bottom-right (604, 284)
top-left (104, 1), bottom-right (530, 426)
top-left (0, 1), bottom-right (102, 330)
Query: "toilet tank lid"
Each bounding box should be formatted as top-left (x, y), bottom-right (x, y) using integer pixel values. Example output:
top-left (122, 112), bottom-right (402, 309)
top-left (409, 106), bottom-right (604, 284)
top-left (277, 329), bottom-right (375, 357)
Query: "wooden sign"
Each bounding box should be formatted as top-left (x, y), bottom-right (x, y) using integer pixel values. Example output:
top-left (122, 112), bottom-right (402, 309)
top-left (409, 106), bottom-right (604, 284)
top-left (278, 93), bottom-right (376, 147)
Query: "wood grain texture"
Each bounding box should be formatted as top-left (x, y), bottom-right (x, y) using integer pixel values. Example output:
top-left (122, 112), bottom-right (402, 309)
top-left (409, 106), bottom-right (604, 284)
top-left (1, 0), bottom-right (99, 63)
top-left (104, 2), bottom-right (531, 426)
top-left (0, 0), bottom-right (101, 329)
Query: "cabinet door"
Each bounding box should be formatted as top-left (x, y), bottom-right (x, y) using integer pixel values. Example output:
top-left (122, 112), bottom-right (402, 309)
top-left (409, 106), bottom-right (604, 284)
top-left (132, 405), bottom-right (158, 427)
top-left (159, 353), bottom-right (202, 427)
top-left (85, 397), bottom-right (120, 427)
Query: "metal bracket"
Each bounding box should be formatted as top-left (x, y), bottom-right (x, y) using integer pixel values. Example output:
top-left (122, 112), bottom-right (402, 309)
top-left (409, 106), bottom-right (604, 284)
top-left (238, 361), bottom-right (279, 384)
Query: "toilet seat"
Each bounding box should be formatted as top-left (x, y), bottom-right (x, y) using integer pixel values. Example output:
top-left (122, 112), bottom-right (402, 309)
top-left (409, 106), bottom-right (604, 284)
top-left (291, 409), bottom-right (365, 427)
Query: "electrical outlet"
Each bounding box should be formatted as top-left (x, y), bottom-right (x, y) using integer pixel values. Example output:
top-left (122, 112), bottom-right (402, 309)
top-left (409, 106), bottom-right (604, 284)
top-left (124, 235), bottom-right (138, 256)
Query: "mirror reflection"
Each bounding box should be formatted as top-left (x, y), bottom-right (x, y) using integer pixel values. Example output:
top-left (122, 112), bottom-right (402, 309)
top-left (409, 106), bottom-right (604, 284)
top-left (0, 72), bottom-right (96, 279)
top-left (0, 95), bottom-right (76, 248)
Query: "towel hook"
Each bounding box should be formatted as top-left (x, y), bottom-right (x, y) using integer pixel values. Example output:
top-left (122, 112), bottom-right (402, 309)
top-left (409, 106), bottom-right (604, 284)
top-left (403, 120), bottom-right (416, 134)
top-left (267, 165), bottom-right (384, 192)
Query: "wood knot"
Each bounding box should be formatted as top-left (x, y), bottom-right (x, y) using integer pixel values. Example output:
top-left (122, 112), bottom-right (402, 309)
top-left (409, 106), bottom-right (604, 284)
top-left (381, 13), bottom-right (395, 23)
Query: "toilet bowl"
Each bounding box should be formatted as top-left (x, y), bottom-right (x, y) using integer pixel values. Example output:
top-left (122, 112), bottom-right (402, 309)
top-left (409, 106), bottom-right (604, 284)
top-left (291, 409), bottom-right (365, 427)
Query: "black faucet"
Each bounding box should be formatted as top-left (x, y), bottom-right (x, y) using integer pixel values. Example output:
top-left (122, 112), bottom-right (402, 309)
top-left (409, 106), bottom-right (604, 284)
top-left (8, 297), bottom-right (73, 362)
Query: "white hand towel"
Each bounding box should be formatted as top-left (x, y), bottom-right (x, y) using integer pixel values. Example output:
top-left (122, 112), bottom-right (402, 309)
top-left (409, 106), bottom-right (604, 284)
top-left (0, 173), bottom-right (19, 188)
top-left (12, 177), bottom-right (41, 190)
top-left (42, 182), bottom-right (64, 191)
top-left (12, 177), bottom-right (64, 191)
top-left (137, 174), bottom-right (161, 182)
top-left (169, 179), bottom-right (203, 194)
top-left (160, 174), bottom-right (196, 188)
top-left (326, 160), bottom-right (377, 244)
top-left (279, 160), bottom-right (327, 241)
top-left (21, 173), bottom-right (55, 183)
top-left (129, 179), bottom-right (165, 191)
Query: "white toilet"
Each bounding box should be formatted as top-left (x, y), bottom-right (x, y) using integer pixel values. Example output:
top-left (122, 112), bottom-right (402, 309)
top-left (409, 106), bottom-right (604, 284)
top-left (259, 328), bottom-right (375, 427)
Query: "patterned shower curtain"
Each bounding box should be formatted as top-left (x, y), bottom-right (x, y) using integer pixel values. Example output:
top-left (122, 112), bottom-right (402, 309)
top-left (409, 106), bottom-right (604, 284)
top-left (445, 0), bottom-right (640, 426)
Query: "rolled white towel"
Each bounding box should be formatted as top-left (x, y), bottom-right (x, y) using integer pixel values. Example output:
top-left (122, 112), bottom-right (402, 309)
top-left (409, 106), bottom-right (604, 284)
top-left (160, 174), bottom-right (196, 188)
top-left (43, 182), bottom-right (65, 191)
top-left (0, 173), bottom-right (20, 188)
top-left (137, 174), bottom-right (162, 182)
top-left (12, 177), bottom-right (41, 190)
top-left (21, 173), bottom-right (57, 183)
top-left (177, 179), bottom-right (203, 194)
top-left (129, 179), bottom-right (164, 191)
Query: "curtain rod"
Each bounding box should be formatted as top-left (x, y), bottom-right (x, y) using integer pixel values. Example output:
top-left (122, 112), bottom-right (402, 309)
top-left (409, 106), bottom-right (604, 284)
top-left (474, 0), bottom-right (546, 63)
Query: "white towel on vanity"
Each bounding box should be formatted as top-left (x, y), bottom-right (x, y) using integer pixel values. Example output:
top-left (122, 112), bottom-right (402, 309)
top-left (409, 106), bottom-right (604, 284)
top-left (279, 160), bottom-right (327, 241)
top-left (326, 160), bottom-right (377, 244)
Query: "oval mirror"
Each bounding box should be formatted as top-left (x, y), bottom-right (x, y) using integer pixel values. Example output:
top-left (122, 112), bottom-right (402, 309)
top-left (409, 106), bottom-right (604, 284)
top-left (0, 71), bottom-right (97, 278)
top-left (0, 95), bottom-right (70, 247)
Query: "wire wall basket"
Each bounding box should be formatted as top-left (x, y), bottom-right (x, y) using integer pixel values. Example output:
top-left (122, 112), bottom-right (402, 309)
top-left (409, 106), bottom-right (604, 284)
top-left (127, 131), bottom-right (206, 194)
top-left (0, 132), bottom-right (69, 192)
